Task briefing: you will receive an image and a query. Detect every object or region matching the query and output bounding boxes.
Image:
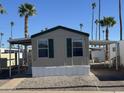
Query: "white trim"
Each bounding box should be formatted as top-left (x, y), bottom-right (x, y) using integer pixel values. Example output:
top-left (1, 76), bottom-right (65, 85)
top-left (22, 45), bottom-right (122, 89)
top-left (37, 39), bottom-right (49, 58)
top-left (71, 39), bottom-right (84, 66)
top-left (72, 39), bottom-right (83, 57)
top-left (32, 65), bottom-right (90, 77)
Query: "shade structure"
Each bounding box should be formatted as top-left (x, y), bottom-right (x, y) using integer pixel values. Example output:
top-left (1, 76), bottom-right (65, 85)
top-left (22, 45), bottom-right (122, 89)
top-left (8, 38), bottom-right (31, 45)
top-left (8, 37), bottom-right (32, 78)
top-left (89, 40), bottom-right (117, 45)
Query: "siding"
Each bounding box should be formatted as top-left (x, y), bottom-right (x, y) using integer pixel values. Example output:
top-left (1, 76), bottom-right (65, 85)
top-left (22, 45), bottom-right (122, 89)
top-left (31, 29), bottom-right (89, 67)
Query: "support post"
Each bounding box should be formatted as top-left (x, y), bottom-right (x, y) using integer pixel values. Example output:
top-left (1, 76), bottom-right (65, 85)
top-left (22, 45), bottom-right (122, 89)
top-left (9, 43), bottom-right (12, 78)
top-left (24, 45), bottom-right (28, 66)
top-left (108, 44), bottom-right (111, 68)
top-left (18, 44), bottom-right (20, 74)
top-left (0, 33), bottom-right (2, 64)
top-left (116, 43), bottom-right (118, 71)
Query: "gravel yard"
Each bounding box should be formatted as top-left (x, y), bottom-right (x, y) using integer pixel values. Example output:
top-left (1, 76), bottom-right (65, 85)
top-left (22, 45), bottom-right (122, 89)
top-left (16, 74), bottom-right (99, 89)
top-left (15, 70), bottom-right (124, 91)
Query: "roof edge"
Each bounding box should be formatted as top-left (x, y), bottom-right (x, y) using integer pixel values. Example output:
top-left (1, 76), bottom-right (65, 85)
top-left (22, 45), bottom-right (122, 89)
top-left (31, 25), bottom-right (89, 38)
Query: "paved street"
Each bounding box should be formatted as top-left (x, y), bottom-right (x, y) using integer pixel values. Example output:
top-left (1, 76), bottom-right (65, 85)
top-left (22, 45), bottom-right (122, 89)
top-left (0, 91), bottom-right (123, 93)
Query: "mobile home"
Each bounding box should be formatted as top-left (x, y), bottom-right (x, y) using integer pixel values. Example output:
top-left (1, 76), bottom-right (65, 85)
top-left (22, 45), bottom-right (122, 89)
top-left (31, 26), bottom-right (90, 77)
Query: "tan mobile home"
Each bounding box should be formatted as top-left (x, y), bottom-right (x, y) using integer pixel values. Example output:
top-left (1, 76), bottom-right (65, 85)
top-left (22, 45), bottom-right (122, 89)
top-left (31, 26), bottom-right (90, 77)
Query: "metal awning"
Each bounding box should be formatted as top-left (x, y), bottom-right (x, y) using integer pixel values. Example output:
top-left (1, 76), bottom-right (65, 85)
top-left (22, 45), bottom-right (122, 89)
top-left (8, 38), bottom-right (31, 45)
top-left (8, 37), bottom-right (32, 78)
top-left (89, 40), bottom-right (118, 45)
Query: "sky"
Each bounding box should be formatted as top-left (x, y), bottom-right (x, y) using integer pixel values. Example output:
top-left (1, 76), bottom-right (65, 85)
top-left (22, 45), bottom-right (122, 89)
top-left (0, 0), bottom-right (124, 47)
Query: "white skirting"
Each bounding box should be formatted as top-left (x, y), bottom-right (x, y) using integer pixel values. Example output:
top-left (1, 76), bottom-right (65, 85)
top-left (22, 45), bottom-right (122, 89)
top-left (32, 65), bottom-right (90, 77)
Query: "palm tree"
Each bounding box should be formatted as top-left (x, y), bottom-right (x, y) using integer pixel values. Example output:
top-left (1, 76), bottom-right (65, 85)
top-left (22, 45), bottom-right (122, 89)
top-left (0, 32), bottom-right (4, 59)
top-left (98, 0), bottom-right (101, 41)
top-left (0, 4), bottom-right (6, 14)
top-left (10, 21), bottom-right (14, 38)
top-left (95, 19), bottom-right (99, 40)
top-left (18, 3), bottom-right (36, 38)
top-left (119, 0), bottom-right (123, 40)
top-left (91, 2), bottom-right (96, 40)
top-left (18, 3), bottom-right (36, 65)
top-left (99, 17), bottom-right (116, 60)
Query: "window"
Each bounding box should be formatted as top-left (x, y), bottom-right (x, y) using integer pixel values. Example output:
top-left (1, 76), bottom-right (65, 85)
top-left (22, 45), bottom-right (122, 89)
top-left (72, 40), bottom-right (83, 56)
top-left (38, 39), bottom-right (54, 58)
top-left (112, 47), bottom-right (116, 52)
top-left (38, 40), bottom-right (48, 57)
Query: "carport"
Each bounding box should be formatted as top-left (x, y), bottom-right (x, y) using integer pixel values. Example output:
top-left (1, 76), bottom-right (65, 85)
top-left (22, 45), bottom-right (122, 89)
top-left (89, 40), bottom-right (119, 70)
top-left (8, 38), bottom-right (31, 78)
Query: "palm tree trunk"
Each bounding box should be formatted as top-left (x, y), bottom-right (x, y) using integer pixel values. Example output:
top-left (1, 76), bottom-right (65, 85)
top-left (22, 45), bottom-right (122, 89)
top-left (10, 25), bottom-right (13, 39)
top-left (25, 15), bottom-right (28, 38)
top-left (119, 0), bottom-right (123, 40)
top-left (96, 24), bottom-right (98, 40)
top-left (105, 27), bottom-right (109, 61)
top-left (98, 0), bottom-right (101, 41)
top-left (91, 9), bottom-right (94, 41)
top-left (24, 15), bottom-right (28, 65)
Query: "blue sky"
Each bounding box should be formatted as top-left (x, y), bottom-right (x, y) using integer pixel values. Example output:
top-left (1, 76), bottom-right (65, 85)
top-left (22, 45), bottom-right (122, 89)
top-left (0, 0), bottom-right (124, 47)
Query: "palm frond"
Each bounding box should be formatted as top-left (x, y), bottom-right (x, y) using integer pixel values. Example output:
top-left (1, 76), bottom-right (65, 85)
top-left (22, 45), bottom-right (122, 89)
top-left (99, 16), bottom-right (116, 27)
top-left (92, 2), bottom-right (96, 9)
top-left (0, 4), bottom-right (6, 14)
top-left (18, 3), bottom-right (36, 17)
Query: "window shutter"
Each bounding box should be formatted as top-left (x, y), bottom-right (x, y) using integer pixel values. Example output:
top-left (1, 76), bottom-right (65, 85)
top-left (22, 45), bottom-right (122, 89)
top-left (48, 39), bottom-right (54, 58)
top-left (66, 38), bottom-right (72, 57)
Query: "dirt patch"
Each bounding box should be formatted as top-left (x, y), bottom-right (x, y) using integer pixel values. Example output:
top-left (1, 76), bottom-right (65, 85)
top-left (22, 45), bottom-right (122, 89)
top-left (91, 68), bottom-right (124, 81)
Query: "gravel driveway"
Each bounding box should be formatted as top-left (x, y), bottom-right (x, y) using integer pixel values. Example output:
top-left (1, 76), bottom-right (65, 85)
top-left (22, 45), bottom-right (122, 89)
top-left (16, 74), bottom-right (99, 89)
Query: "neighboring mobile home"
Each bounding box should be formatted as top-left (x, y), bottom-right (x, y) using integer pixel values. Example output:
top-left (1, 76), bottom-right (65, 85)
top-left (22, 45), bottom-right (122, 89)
top-left (31, 26), bottom-right (90, 77)
top-left (110, 41), bottom-right (123, 67)
top-left (90, 48), bottom-right (105, 63)
top-left (0, 48), bottom-right (23, 68)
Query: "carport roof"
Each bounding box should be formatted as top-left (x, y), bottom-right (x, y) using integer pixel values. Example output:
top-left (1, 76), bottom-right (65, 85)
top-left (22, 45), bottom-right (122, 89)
top-left (8, 38), bottom-right (31, 45)
top-left (31, 25), bottom-right (89, 38)
top-left (89, 40), bottom-right (118, 45)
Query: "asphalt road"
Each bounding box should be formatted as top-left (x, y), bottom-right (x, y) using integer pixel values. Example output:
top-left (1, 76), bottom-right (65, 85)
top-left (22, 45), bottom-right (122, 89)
top-left (14, 86), bottom-right (124, 91)
top-left (0, 90), bottom-right (122, 93)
